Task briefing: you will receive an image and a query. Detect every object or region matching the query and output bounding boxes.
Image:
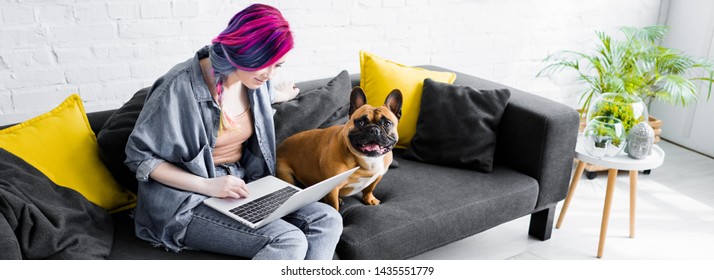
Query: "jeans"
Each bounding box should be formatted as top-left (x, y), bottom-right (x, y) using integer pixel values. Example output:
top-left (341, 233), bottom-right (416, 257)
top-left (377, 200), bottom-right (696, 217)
top-left (183, 202), bottom-right (342, 260)
top-left (182, 162), bottom-right (342, 260)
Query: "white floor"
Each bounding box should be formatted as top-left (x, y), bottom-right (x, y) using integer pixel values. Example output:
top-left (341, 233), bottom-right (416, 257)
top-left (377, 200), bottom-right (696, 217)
top-left (410, 140), bottom-right (714, 260)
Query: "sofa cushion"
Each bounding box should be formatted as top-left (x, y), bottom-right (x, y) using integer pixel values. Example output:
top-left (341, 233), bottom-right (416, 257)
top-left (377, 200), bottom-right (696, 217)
top-left (336, 150), bottom-right (538, 260)
top-left (419, 65), bottom-right (579, 210)
top-left (359, 50), bottom-right (456, 148)
top-left (404, 79), bottom-right (511, 173)
top-left (0, 94), bottom-right (136, 213)
top-left (273, 70), bottom-right (351, 145)
top-left (96, 88), bottom-right (149, 194)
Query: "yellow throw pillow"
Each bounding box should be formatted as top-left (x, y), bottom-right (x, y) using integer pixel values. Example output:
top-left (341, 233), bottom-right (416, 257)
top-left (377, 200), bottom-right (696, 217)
top-left (359, 50), bottom-right (457, 148)
top-left (0, 94), bottom-right (136, 213)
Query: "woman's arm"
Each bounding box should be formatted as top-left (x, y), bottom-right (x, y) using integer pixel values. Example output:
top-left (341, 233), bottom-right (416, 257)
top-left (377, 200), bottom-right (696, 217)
top-left (149, 162), bottom-right (250, 199)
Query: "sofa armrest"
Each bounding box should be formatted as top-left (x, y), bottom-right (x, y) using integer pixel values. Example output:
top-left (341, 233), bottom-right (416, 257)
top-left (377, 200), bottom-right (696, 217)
top-left (419, 66), bottom-right (579, 210)
top-left (496, 89), bottom-right (579, 209)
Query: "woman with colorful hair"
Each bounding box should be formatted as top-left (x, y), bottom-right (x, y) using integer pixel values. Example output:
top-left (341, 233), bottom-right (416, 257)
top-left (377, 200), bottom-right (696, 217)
top-left (125, 4), bottom-right (342, 259)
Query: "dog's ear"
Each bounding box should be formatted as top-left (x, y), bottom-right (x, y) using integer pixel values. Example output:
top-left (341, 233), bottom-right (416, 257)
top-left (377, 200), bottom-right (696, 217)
top-left (349, 87), bottom-right (368, 116)
top-left (384, 89), bottom-right (403, 119)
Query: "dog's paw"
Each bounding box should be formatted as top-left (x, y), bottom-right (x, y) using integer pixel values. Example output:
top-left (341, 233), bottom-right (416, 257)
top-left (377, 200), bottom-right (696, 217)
top-left (366, 198), bottom-right (381, 205)
top-left (362, 194), bottom-right (381, 206)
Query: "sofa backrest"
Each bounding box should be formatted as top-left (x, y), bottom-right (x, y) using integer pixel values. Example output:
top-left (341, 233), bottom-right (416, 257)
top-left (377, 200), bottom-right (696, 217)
top-left (294, 72), bottom-right (360, 94)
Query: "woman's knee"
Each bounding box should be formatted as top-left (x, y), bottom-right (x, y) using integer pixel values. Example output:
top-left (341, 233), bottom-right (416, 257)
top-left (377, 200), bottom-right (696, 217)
top-left (313, 203), bottom-right (343, 234)
top-left (268, 228), bottom-right (309, 259)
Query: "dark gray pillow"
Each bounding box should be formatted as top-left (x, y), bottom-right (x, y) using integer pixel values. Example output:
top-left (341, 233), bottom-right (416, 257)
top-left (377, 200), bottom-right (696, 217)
top-left (273, 70), bottom-right (351, 145)
top-left (97, 87), bottom-right (149, 194)
top-left (403, 78), bottom-right (510, 173)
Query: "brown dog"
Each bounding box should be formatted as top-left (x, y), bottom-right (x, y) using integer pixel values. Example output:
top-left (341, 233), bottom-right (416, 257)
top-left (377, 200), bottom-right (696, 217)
top-left (276, 87), bottom-right (402, 211)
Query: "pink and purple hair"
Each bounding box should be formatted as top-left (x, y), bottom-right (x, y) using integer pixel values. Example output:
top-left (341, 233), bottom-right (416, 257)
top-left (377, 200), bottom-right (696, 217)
top-left (210, 4), bottom-right (293, 94)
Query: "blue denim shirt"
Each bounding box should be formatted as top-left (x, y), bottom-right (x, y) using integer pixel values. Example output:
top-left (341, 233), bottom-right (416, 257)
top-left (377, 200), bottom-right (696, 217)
top-left (124, 46), bottom-right (277, 251)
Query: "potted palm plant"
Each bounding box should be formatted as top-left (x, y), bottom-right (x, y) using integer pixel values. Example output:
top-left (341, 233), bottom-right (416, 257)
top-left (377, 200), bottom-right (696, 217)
top-left (538, 25), bottom-right (714, 142)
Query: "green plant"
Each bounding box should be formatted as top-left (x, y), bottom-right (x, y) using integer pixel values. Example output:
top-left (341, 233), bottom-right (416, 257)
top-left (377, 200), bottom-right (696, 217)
top-left (587, 93), bottom-right (646, 134)
top-left (589, 117), bottom-right (623, 147)
top-left (537, 25), bottom-right (714, 115)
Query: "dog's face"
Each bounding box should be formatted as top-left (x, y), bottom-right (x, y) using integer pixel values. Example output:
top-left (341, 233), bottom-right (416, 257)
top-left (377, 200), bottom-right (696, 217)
top-left (344, 87), bottom-right (403, 157)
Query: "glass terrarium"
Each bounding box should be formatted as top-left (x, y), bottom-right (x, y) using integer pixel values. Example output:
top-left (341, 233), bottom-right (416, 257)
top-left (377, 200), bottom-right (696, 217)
top-left (586, 92), bottom-right (648, 135)
top-left (583, 116), bottom-right (626, 157)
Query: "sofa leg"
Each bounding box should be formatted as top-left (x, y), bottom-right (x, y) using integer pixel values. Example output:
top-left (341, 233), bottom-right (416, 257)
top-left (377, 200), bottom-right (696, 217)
top-left (528, 205), bottom-right (555, 241)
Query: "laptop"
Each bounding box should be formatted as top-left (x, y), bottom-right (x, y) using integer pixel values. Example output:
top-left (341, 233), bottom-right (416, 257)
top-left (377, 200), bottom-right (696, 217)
top-left (203, 167), bottom-right (358, 229)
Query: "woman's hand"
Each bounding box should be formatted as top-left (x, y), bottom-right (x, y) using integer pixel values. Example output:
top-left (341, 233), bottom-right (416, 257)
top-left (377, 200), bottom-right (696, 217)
top-left (202, 176), bottom-right (250, 199)
top-left (272, 81), bottom-right (300, 103)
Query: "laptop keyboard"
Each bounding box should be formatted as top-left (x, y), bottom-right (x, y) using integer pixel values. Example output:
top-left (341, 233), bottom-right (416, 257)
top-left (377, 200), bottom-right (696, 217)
top-left (229, 186), bottom-right (299, 223)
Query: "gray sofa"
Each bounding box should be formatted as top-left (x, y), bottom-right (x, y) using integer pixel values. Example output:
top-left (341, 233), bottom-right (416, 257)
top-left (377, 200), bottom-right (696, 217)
top-left (1, 66), bottom-right (579, 260)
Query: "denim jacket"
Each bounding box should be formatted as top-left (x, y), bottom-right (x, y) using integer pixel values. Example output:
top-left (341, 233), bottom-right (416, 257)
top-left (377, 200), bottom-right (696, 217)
top-left (124, 46), bottom-right (277, 251)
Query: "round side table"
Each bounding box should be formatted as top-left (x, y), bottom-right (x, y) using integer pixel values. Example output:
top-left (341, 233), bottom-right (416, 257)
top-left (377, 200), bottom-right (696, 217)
top-left (556, 135), bottom-right (665, 258)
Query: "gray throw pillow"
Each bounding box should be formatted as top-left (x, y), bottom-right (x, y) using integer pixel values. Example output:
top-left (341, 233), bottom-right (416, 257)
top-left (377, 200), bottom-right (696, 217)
top-left (96, 87), bottom-right (149, 194)
top-left (403, 78), bottom-right (510, 173)
top-left (273, 70), bottom-right (351, 145)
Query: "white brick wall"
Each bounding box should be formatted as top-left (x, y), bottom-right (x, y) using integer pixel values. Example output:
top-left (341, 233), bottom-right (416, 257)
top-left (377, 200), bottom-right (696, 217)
top-left (0, 0), bottom-right (662, 126)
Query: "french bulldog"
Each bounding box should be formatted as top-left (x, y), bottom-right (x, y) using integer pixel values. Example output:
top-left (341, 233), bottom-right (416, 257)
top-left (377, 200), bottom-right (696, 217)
top-left (276, 87), bottom-right (402, 211)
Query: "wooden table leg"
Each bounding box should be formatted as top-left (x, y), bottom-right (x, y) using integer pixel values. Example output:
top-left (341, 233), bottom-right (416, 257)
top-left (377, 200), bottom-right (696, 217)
top-left (597, 168), bottom-right (618, 258)
top-left (556, 160), bottom-right (586, 229)
top-left (630, 170), bottom-right (637, 238)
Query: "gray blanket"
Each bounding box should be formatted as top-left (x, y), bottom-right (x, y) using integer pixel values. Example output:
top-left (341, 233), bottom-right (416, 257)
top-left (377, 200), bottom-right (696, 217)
top-left (0, 148), bottom-right (113, 259)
